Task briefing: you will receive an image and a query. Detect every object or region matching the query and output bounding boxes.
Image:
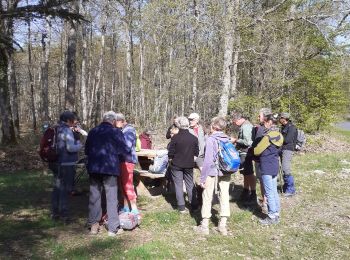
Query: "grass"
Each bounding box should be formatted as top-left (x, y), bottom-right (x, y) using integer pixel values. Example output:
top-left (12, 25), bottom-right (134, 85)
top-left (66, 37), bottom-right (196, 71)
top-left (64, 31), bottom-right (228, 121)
top-left (0, 129), bottom-right (350, 259)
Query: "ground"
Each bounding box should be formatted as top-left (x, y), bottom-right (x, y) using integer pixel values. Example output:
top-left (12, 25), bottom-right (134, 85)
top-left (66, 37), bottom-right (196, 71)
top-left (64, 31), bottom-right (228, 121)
top-left (0, 128), bottom-right (349, 259)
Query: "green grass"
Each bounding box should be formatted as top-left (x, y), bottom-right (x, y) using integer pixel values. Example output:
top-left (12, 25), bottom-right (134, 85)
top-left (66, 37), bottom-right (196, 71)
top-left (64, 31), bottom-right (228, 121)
top-left (1, 131), bottom-right (350, 259)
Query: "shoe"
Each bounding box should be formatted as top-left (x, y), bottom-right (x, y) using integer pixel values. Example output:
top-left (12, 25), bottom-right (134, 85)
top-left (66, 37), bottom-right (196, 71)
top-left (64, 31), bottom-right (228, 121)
top-left (179, 209), bottom-right (188, 214)
top-left (217, 225), bottom-right (228, 236)
top-left (89, 223), bottom-right (100, 235)
top-left (120, 207), bottom-right (130, 213)
top-left (108, 229), bottom-right (124, 237)
top-left (245, 193), bottom-right (257, 206)
top-left (193, 224), bottom-right (209, 235)
top-left (130, 209), bottom-right (140, 215)
top-left (259, 216), bottom-right (279, 225)
top-left (284, 192), bottom-right (295, 197)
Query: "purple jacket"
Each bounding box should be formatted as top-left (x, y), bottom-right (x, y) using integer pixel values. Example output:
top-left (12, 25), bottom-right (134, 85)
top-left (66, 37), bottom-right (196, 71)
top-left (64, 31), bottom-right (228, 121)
top-left (200, 132), bottom-right (230, 184)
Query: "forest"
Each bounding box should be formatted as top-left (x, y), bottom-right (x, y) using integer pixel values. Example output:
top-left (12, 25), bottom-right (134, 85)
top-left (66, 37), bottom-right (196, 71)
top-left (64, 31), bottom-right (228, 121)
top-left (1, 0), bottom-right (350, 145)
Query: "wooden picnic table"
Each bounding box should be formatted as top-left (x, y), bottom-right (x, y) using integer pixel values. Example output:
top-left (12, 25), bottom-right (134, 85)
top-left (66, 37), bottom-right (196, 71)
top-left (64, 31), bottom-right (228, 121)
top-left (134, 149), bottom-right (167, 197)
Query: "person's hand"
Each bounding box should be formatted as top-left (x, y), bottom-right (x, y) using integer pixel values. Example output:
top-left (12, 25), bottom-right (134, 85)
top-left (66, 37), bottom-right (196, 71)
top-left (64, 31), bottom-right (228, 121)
top-left (200, 182), bottom-right (206, 189)
top-left (231, 137), bottom-right (237, 143)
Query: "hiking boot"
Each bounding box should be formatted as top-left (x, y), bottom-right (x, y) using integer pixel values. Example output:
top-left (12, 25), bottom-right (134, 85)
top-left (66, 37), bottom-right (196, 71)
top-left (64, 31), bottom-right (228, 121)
top-left (283, 192), bottom-right (295, 197)
top-left (239, 189), bottom-right (250, 202)
top-left (259, 216), bottom-right (279, 225)
top-left (89, 223), bottom-right (100, 235)
top-left (217, 225), bottom-right (228, 236)
top-left (108, 229), bottom-right (124, 237)
top-left (193, 224), bottom-right (209, 235)
top-left (245, 193), bottom-right (257, 206)
top-left (179, 209), bottom-right (189, 214)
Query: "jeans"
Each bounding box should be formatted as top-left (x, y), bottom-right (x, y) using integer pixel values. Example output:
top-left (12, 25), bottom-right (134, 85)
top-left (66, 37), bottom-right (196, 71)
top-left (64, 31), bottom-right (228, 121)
top-left (171, 165), bottom-right (198, 210)
top-left (51, 164), bottom-right (75, 218)
top-left (88, 174), bottom-right (120, 233)
top-left (261, 175), bottom-right (280, 219)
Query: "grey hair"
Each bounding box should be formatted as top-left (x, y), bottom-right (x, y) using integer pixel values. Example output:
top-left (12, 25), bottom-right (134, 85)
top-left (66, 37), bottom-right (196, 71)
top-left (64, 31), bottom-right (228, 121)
top-left (231, 112), bottom-right (243, 121)
top-left (115, 113), bottom-right (125, 121)
top-left (211, 116), bottom-right (227, 131)
top-left (103, 111), bottom-right (118, 123)
top-left (175, 116), bottom-right (189, 129)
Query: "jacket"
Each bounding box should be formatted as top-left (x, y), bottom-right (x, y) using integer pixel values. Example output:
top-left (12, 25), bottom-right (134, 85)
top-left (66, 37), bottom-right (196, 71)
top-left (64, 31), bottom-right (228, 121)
top-left (189, 124), bottom-right (206, 158)
top-left (121, 124), bottom-right (138, 164)
top-left (200, 132), bottom-right (230, 184)
top-left (85, 122), bottom-right (130, 176)
top-left (140, 133), bottom-right (152, 149)
top-left (168, 128), bottom-right (199, 168)
top-left (254, 127), bottom-right (284, 177)
top-left (281, 121), bottom-right (297, 151)
top-left (236, 120), bottom-right (253, 153)
top-left (56, 122), bottom-right (82, 165)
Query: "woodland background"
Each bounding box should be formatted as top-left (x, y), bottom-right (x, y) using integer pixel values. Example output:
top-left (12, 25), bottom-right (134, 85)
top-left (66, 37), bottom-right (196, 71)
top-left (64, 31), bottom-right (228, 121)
top-left (1, 0), bottom-right (350, 145)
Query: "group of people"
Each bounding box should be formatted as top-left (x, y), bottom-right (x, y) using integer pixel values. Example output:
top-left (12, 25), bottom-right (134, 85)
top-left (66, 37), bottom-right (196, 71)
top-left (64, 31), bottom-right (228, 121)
top-left (49, 111), bottom-right (140, 237)
top-left (48, 107), bottom-right (298, 237)
top-left (166, 109), bottom-right (298, 235)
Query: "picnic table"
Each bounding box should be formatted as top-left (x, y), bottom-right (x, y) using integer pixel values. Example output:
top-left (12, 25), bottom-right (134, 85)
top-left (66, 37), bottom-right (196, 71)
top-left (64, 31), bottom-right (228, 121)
top-left (135, 149), bottom-right (167, 197)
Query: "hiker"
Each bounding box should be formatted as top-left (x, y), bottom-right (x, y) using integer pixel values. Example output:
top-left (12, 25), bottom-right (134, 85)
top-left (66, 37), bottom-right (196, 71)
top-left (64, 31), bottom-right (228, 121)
top-left (279, 112), bottom-right (297, 196)
top-left (231, 112), bottom-right (256, 205)
top-left (194, 117), bottom-right (231, 236)
top-left (139, 129), bottom-right (153, 149)
top-left (168, 116), bottom-right (199, 213)
top-left (51, 111), bottom-right (82, 223)
top-left (254, 114), bottom-right (284, 225)
top-left (117, 115), bottom-right (140, 215)
top-left (188, 113), bottom-right (206, 169)
top-left (252, 108), bottom-right (272, 211)
top-left (85, 111), bottom-right (130, 237)
top-left (166, 115), bottom-right (179, 139)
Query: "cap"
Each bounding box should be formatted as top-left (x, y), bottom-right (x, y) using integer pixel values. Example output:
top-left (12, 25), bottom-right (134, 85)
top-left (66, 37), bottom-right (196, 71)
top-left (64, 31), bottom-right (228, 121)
top-left (259, 108), bottom-right (272, 117)
top-left (188, 113), bottom-right (200, 120)
top-left (280, 112), bottom-right (290, 119)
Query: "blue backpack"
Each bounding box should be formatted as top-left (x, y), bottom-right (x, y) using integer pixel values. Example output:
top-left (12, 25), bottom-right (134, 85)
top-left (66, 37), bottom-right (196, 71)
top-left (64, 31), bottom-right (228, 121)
top-left (216, 140), bottom-right (240, 174)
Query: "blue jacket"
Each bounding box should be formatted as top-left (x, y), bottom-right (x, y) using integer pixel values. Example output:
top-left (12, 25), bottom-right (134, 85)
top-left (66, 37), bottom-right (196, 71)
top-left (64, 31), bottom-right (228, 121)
top-left (121, 124), bottom-right (138, 164)
top-left (57, 122), bottom-right (82, 165)
top-left (85, 122), bottom-right (130, 176)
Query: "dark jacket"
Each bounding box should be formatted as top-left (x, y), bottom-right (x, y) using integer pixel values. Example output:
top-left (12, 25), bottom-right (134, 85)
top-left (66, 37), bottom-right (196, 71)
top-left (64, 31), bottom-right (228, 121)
top-left (166, 124), bottom-right (178, 139)
top-left (280, 121), bottom-right (297, 151)
top-left (254, 128), bottom-right (284, 177)
top-left (168, 128), bottom-right (199, 168)
top-left (85, 122), bottom-right (130, 176)
top-left (57, 122), bottom-right (82, 165)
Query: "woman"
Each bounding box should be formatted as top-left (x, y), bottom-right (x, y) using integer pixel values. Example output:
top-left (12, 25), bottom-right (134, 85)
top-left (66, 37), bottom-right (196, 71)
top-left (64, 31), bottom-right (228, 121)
top-left (168, 116), bottom-right (199, 213)
top-left (194, 117), bottom-right (232, 236)
top-left (254, 114), bottom-right (283, 225)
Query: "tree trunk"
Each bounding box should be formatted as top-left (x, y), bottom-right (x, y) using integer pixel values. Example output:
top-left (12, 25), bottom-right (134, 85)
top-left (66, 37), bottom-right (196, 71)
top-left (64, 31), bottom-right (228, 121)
top-left (65, 1), bottom-right (79, 111)
top-left (80, 2), bottom-right (88, 125)
top-left (125, 21), bottom-right (133, 114)
top-left (27, 18), bottom-right (37, 131)
top-left (191, 0), bottom-right (199, 110)
top-left (218, 0), bottom-right (239, 116)
top-left (41, 17), bottom-right (51, 122)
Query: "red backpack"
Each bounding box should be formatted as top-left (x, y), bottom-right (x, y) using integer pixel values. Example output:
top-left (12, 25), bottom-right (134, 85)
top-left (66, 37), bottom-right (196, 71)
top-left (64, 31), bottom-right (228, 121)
top-left (39, 126), bottom-right (58, 162)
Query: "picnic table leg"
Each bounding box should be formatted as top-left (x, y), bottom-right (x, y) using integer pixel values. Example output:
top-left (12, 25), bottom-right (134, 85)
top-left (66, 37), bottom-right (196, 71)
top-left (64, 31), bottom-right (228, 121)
top-left (134, 175), bottom-right (153, 197)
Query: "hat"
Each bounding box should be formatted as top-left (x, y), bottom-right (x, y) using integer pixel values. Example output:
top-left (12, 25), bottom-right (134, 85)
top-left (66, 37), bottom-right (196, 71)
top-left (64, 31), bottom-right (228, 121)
top-left (280, 112), bottom-right (290, 119)
top-left (188, 113), bottom-right (200, 120)
top-left (260, 108), bottom-right (272, 117)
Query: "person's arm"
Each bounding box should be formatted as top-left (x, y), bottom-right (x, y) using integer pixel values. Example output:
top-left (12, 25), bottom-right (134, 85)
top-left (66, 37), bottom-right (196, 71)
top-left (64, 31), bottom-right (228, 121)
top-left (167, 137), bottom-right (176, 159)
top-left (200, 137), bottom-right (215, 184)
top-left (166, 125), bottom-right (172, 139)
top-left (84, 132), bottom-right (90, 155)
top-left (116, 129), bottom-right (131, 155)
top-left (254, 136), bottom-right (270, 156)
top-left (65, 128), bottom-right (82, 153)
top-left (236, 125), bottom-right (253, 147)
top-left (194, 138), bottom-right (199, 157)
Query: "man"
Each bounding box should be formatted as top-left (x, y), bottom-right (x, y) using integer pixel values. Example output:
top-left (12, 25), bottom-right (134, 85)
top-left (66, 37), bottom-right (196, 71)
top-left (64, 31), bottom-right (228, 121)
top-left (51, 111), bottom-right (82, 223)
top-left (231, 113), bottom-right (256, 205)
top-left (85, 111), bottom-right (130, 237)
top-left (279, 112), bottom-right (297, 196)
top-left (168, 116), bottom-right (199, 213)
top-left (188, 113), bottom-right (206, 169)
top-left (118, 115), bottom-right (139, 215)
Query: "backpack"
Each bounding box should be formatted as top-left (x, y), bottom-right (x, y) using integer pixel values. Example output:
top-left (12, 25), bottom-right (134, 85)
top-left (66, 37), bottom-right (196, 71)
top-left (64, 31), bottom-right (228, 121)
top-left (39, 126), bottom-right (58, 162)
top-left (295, 129), bottom-right (306, 151)
top-left (216, 140), bottom-right (240, 174)
top-left (149, 150), bottom-right (168, 174)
